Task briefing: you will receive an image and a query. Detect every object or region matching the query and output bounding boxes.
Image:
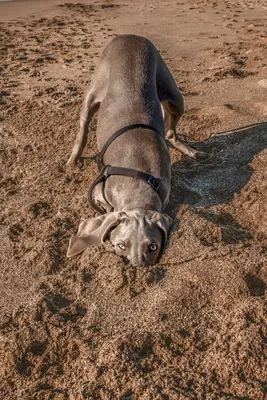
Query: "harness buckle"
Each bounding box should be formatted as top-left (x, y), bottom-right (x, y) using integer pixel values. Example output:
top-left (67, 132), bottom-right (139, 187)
top-left (147, 176), bottom-right (160, 191)
top-left (100, 165), bottom-right (110, 179)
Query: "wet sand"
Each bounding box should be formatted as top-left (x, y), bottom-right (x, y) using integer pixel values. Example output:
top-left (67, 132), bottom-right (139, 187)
top-left (0, 0), bottom-right (266, 399)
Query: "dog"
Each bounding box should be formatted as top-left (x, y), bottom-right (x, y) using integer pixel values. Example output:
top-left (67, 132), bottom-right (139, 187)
top-left (66, 34), bottom-right (205, 266)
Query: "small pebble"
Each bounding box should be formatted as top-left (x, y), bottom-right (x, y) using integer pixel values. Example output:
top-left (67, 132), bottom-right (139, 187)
top-left (258, 79), bottom-right (267, 88)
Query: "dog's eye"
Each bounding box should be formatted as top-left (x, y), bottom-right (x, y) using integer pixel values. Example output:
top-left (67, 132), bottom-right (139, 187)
top-left (118, 243), bottom-right (126, 251)
top-left (149, 243), bottom-right (158, 252)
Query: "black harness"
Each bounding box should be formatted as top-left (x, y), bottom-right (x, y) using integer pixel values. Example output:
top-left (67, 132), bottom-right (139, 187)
top-left (88, 123), bottom-right (168, 214)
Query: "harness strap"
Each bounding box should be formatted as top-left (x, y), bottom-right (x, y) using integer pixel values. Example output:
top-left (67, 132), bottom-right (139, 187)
top-left (88, 165), bottom-right (161, 214)
top-left (89, 123), bottom-right (169, 214)
top-left (107, 166), bottom-right (160, 191)
top-left (97, 123), bottom-right (163, 167)
top-left (88, 172), bottom-right (109, 214)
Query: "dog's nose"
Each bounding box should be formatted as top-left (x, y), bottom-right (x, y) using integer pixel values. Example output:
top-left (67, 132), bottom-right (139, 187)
top-left (142, 260), bottom-right (150, 267)
top-left (139, 256), bottom-right (150, 267)
top-left (139, 251), bottom-right (150, 267)
top-left (128, 252), bottom-right (150, 267)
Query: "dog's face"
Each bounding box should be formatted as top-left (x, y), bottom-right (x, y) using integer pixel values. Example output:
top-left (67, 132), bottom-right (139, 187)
top-left (67, 210), bottom-right (172, 266)
top-left (109, 210), bottom-right (171, 266)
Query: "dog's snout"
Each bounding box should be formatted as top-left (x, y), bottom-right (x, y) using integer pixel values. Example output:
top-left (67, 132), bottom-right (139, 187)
top-left (128, 252), bottom-right (149, 267)
top-left (129, 254), bottom-right (139, 267)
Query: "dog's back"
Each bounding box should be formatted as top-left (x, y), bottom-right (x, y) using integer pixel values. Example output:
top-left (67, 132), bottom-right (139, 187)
top-left (92, 35), bottom-right (165, 147)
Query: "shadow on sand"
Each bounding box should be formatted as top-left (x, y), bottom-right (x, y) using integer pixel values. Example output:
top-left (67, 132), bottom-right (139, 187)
top-left (165, 122), bottom-right (267, 218)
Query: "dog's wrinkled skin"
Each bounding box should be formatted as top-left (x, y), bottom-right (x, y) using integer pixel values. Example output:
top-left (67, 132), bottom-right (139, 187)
top-left (67, 35), bottom-right (204, 265)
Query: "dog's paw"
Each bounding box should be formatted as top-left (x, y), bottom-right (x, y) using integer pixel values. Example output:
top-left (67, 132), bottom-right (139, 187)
top-left (64, 160), bottom-right (78, 176)
top-left (65, 155), bottom-right (80, 169)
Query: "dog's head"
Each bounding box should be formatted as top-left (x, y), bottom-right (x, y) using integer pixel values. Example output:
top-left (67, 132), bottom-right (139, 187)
top-left (67, 210), bottom-right (173, 266)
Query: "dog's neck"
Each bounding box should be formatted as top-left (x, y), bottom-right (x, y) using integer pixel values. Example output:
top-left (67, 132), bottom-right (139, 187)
top-left (109, 187), bottom-right (163, 213)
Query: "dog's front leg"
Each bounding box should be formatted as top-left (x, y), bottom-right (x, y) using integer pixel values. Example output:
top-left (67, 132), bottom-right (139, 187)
top-left (66, 91), bottom-right (99, 167)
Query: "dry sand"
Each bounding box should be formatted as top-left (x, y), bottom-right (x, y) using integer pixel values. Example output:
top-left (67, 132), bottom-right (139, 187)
top-left (0, 0), bottom-right (267, 399)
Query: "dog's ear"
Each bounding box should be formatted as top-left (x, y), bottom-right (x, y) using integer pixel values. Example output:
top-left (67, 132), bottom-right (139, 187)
top-left (150, 212), bottom-right (173, 243)
top-left (67, 212), bottom-right (123, 257)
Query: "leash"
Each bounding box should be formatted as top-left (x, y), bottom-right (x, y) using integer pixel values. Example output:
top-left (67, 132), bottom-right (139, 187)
top-left (88, 124), bottom-right (168, 214)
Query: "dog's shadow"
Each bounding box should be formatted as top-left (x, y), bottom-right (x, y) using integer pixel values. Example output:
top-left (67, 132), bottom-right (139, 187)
top-left (165, 122), bottom-right (267, 218)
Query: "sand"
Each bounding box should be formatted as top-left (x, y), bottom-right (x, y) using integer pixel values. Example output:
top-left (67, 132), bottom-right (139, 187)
top-left (0, 0), bottom-right (266, 399)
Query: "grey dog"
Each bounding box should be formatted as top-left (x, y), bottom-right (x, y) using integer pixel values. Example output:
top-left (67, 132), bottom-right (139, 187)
top-left (67, 34), bottom-right (204, 266)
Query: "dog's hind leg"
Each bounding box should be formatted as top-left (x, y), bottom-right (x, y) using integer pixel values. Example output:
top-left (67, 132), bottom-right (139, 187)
top-left (157, 55), bottom-right (208, 161)
top-left (161, 100), bottom-right (207, 160)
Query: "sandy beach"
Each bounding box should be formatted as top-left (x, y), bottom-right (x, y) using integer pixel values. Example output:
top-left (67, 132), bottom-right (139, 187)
top-left (0, 0), bottom-right (266, 398)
